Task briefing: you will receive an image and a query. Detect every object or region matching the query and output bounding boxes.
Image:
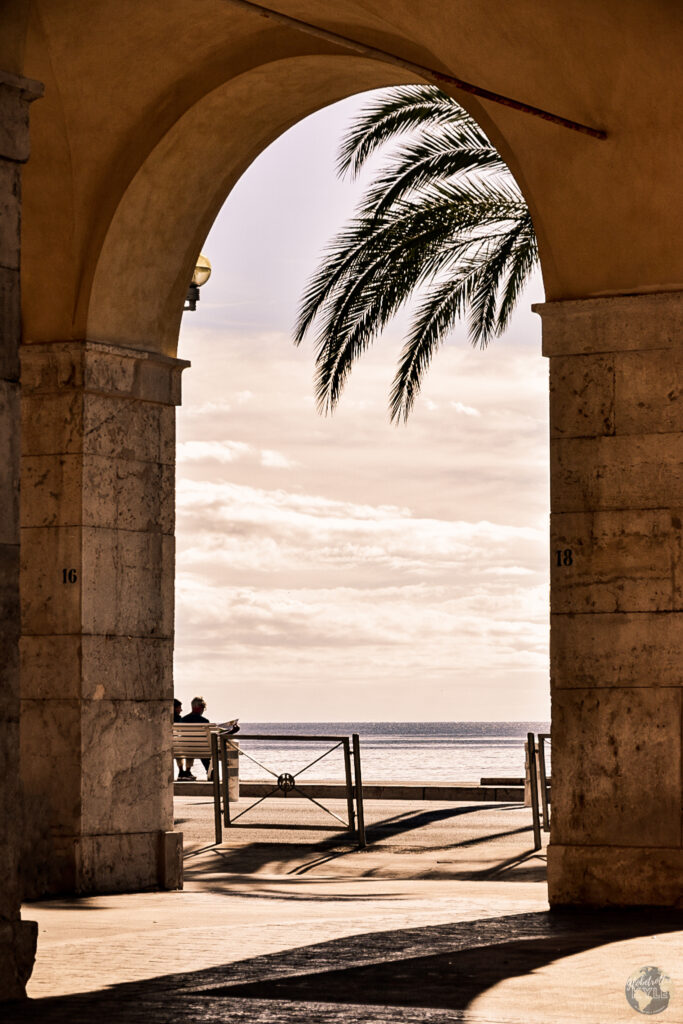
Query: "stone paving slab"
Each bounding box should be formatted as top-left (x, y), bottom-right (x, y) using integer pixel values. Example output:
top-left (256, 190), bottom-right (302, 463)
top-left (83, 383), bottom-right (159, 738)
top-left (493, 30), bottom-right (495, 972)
top-left (12, 797), bottom-right (683, 1023)
top-left (24, 879), bottom-right (547, 1000)
top-left (13, 906), bottom-right (683, 1023)
top-left (178, 796), bottom-right (541, 850)
top-left (179, 796), bottom-right (547, 882)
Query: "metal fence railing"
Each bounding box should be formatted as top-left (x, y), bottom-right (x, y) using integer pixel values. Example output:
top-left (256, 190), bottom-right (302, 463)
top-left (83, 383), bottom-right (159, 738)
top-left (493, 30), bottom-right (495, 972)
top-left (525, 731), bottom-right (551, 850)
top-left (217, 732), bottom-right (367, 849)
top-left (537, 732), bottom-right (551, 832)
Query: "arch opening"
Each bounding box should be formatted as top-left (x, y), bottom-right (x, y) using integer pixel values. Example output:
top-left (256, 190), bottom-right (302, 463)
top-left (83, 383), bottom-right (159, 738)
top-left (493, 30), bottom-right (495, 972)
top-left (173, 87), bottom-right (550, 738)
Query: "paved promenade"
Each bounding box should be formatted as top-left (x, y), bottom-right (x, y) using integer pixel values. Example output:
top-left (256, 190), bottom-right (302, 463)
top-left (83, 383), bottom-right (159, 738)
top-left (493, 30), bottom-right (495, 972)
top-left (9, 796), bottom-right (683, 1023)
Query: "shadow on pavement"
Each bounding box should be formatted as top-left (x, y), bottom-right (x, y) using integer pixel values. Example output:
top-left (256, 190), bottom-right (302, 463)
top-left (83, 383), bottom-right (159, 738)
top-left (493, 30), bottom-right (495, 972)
top-left (182, 802), bottom-right (545, 881)
top-left (366, 802), bottom-right (524, 834)
top-left (182, 841), bottom-right (548, 884)
top-left (7, 909), bottom-right (682, 1023)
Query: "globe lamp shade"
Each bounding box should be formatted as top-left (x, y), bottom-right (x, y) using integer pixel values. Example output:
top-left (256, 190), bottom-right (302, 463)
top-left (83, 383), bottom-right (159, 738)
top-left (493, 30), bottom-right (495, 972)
top-left (184, 253), bottom-right (212, 311)
top-left (192, 254), bottom-right (212, 287)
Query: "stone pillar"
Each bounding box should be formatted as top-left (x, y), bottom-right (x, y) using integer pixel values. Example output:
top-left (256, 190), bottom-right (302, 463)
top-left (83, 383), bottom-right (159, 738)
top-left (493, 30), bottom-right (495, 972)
top-left (0, 70), bottom-right (42, 1000)
top-left (20, 340), bottom-right (188, 896)
top-left (539, 291), bottom-right (683, 906)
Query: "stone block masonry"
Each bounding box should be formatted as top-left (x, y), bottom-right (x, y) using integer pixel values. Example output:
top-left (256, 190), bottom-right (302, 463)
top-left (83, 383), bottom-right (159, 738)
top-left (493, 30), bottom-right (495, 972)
top-left (537, 291), bottom-right (683, 906)
top-left (0, 68), bottom-right (43, 1000)
top-left (19, 341), bottom-right (188, 898)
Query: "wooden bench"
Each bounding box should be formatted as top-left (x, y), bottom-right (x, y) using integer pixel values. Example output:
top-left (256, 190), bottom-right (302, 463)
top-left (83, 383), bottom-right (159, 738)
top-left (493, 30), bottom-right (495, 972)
top-left (173, 724), bottom-right (239, 785)
top-left (172, 723), bottom-right (239, 843)
top-left (173, 722), bottom-right (213, 768)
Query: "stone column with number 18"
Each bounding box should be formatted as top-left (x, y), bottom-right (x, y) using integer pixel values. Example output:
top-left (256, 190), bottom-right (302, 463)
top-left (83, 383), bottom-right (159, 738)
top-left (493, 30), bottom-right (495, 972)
top-left (539, 291), bottom-right (683, 906)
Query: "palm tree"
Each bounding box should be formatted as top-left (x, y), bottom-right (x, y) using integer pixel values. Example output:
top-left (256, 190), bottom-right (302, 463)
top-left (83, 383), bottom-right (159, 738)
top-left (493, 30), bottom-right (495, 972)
top-left (294, 86), bottom-right (538, 423)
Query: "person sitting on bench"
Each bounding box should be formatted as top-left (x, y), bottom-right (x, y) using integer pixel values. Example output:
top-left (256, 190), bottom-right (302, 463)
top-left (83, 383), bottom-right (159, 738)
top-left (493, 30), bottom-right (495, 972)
top-left (181, 696), bottom-right (210, 779)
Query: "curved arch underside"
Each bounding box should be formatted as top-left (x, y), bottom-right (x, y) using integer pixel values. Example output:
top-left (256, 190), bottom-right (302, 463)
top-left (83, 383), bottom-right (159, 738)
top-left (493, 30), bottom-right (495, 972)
top-left (13, 0), bottom-right (683, 355)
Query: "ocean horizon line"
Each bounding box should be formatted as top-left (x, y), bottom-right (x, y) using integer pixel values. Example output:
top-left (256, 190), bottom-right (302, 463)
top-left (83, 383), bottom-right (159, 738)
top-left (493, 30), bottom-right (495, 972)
top-left (239, 720), bottom-right (548, 729)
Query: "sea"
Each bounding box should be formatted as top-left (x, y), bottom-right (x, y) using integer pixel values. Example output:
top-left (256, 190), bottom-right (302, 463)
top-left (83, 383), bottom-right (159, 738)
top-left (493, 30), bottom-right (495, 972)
top-left (234, 722), bottom-right (550, 783)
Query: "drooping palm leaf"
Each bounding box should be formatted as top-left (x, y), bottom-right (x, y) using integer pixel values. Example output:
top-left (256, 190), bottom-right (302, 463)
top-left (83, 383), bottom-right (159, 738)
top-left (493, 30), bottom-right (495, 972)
top-left (361, 144), bottom-right (507, 217)
top-left (337, 85), bottom-right (477, 178)
top-left (495, 217), bottom-right (538, 335)
top-left (313, 209), bottom-right (472, 412)
top-left (294, 176), bottom-right (521, 347)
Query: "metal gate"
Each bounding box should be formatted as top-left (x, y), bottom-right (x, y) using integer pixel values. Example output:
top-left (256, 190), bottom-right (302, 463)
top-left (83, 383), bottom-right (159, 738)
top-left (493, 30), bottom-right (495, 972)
top-left (217, 732), bottom-right (366, 848)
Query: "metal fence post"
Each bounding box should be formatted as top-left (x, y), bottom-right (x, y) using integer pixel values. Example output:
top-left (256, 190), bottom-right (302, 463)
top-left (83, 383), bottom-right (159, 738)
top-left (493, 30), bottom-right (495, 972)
top-left (342, 738), bottom-right (355, 833)
top-left (352, 733), bottom-right (366, 849)
top-left (537, 732), bottom-right (550, 832)
top-left (210, 731), bottom-right (222, 844)
top-left (526, 732), bottom-right (541, 851)
top-left (220, 734), bottom-right (232, 827)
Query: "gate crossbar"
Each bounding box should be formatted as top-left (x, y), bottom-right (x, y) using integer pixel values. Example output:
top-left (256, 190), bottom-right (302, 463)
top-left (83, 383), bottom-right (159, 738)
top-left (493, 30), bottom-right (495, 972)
top-left (227, 784), bottom-right (281, 824)
top-left (293, 740), bottom-right (343, 779)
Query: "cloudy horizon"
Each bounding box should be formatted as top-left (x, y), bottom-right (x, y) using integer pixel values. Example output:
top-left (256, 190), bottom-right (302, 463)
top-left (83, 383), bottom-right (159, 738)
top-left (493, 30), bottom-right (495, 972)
top-left (174, 92), bottom-right (550, 723)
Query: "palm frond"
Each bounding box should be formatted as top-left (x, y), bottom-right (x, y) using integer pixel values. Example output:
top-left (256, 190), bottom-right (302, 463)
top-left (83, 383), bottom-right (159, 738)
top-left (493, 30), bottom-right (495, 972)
top-left (337, 85), bottom-right (473, 178)
top-left (294, 217), bottom-right (400, 344)
top-left (359, 146), bottom-right (508, 218)
top-left (310, 204), bottom-right (469, 411)
top-left (315, 231), bottom-right (458, 411)
top-left (295, 83), bottom-right (540, 420)
top-left (296, 178), bottom-right (531, 398)
top-left (495, 216), bottom-right (538, 334)
top-left (467, 221), bottom-right (527, 345)
top-left (390, 272), bottom-right (479, 422)
top-left (468, 245), bottom-right (515, 345)
top-left (296, 181), bottom-right (517, 339)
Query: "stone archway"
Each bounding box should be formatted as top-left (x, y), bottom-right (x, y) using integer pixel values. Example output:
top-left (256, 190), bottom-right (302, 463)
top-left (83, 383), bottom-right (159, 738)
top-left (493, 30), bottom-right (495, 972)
top-left (2, 0), bottom-right (683, 999)
top-left (18, 54), bottom-right (436, 902)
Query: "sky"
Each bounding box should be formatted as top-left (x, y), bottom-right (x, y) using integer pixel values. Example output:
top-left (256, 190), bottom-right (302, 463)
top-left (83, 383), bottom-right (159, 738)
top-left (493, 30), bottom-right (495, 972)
top-left (174, 91), bottom-right (549, 723)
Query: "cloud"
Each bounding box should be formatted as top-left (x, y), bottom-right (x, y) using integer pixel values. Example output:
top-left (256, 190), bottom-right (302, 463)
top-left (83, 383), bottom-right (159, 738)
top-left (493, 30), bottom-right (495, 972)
top-left (451, 400), bottom-right (481, 417)
top-left (260, 449), bottom-right (297, 469)
top-left (177, 440), bottom-right (251, 464)
top-left (176, 479), bottom-right (544, 583)
top-left (174, 471), bottom-right (549, 720)
top-left (174, 571), bottom-right (549, 722)
top-left (177, 440), bottom-right (294, 470)
top-left (176, 576), bottom-right (547, 652)
top-left (181, 400), bottom-right (232, 418)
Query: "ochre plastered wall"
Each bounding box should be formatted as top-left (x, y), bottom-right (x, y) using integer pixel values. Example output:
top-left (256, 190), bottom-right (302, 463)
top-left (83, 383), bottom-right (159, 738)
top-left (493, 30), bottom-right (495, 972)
top-left (18, 0), bottom-right (683, 353)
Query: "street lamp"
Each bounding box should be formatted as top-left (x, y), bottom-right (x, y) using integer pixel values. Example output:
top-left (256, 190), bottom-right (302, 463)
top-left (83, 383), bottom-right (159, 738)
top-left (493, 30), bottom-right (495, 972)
top-left (184, 253), bottom-right (212, 311)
